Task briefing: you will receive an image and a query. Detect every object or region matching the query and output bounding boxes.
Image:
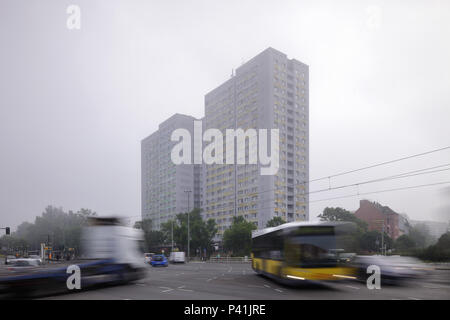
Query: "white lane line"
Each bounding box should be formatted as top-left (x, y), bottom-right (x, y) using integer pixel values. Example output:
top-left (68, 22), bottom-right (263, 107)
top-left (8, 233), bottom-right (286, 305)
top-left (345, 285), bottom-right (360, 290)
top-left (228, 267), bottom-right (233, 273)
top-left (178, 285), bottom-right (185, 289)
top-left (178, 288), bottom-right (193, 292)
top-left (264, 284), bottom-right (271, 288)
top-left (275, 289), bottom-right (283, 293)
top-left (159, 287), bottom-right (171, 290)
top-left (207, 278), bottom-right (213, 282)
top-left (408, 297), bottom-right (421, 300)
top-left (248, 285), bottom-right (265, 288)
top-left (162, 289), bottom-right (173, 293)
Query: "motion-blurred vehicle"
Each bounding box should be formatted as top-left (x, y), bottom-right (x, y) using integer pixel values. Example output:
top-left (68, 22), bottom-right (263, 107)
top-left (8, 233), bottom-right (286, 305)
top-left (6, 259), bottom-right (41, 270)
top-left (0, 217), bottom-right (147, 298)
top-left (169, 251), bottom-right (185, 263)
top-left (251, 221), bottom-right (357, 284)
top-left (352, 255), bottom-right (425, 285)
top-left (28, 255), bottom-right (42, 265)
top-left (5, 256), bottom-right (16, 265)
top-left (144, 253), bottom-right (155, 264)
top-left (150, 254), bottom-right (168, 267)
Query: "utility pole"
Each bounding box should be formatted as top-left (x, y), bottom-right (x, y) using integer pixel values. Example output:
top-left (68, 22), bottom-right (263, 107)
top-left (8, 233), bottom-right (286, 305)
top-left (171, 219), bottom-right (174, 252)
top-left (373, 219), bottom-right (386, 255)
top-left (184, 189), bottom-right (192, 262)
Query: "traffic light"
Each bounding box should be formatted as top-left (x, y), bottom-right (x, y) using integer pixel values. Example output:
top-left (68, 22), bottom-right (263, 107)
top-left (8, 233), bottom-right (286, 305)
top-left (5, 227), bottom-right (10, 235)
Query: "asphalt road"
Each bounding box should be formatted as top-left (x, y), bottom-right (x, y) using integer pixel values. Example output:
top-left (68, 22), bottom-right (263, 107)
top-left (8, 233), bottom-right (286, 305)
top-left (41, 262), bottom-right (450, 300)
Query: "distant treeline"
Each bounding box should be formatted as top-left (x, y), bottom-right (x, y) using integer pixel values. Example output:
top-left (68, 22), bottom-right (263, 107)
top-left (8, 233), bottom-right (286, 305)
top-left (0, 206), bottom-right (96, 255)
top-left (319, 207), bottom-right (450, 261)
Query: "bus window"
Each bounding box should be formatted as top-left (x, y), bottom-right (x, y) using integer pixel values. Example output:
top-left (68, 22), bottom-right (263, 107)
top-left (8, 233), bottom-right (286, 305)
top-left (285, 234), bottom-right (337, 268)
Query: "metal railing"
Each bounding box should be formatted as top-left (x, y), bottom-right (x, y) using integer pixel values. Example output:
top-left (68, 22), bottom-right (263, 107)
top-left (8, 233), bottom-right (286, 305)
top-left (206, 256), bottom-right (252, 263)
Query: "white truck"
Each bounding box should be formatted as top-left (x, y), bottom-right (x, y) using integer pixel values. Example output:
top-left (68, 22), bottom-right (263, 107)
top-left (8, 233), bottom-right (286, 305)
top-left (169, 251), bottom-right (186, 263)
top-left (0, 217), bottom-right (147, 298)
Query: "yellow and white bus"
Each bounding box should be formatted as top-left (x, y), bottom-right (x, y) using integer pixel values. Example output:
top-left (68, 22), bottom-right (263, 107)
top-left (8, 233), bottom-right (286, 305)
top-left (251, 221), bottom-right (357, 283)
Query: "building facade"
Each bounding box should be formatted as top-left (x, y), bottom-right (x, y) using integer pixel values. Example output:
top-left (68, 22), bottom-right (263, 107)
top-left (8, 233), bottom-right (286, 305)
top-left (141, 48), bottom-right (309, 238)
top-left (202, 48), bottom-right (309, 237)
top-left (141, 114), bottom-right (202, 230)
top-left (355, 200), bottom-right (410, 240)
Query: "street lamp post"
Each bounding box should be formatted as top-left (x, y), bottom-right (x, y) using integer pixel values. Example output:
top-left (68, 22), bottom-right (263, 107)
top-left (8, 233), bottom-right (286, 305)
top-left (184, 190), bottom-right (192, 262)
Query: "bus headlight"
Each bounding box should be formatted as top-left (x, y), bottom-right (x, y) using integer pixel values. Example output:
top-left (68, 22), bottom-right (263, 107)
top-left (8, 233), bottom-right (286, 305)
top-left (286, 275), bottom-right (305, 280)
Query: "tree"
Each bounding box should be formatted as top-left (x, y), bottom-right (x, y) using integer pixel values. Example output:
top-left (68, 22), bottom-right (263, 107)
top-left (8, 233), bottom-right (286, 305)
top-left (418, 232), bottom-right (450, 261)
top-left (222, 216), bottom-right (256, 256)
top-left (318, 207), bottom-right (368, 231)
top-left (318, 207), bottom-right (368, 253)
top-left (409, 223), bottom-right (436, 248)
top-left (266, 216), bottom-right (285, 228)
top-left (1, 206), bottom-right (96, 256)
top-left (145, 230), bottom-right (166, 251)
top-left (359, 230), bottom-right (393, 253)
top-left (394, 234), bottom-right (416, 252)
top-left (160, 208), bottom-right (217, 257)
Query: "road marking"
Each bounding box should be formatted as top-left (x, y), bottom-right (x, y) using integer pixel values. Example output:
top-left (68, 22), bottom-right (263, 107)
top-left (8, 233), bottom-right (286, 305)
top-left (207, 278), bottom-right (213, 282)
top-left (274, 289), bottom-right (283, 293)
top-left (248, 285), bottom-right (265, 288)
top-left (228, 267), bottom-right (232, 273)
top-left (178, 285), bottom-right (185, 289)
top-left (345, 285), bottom-right (360, 290)
top-left (178, 288), bottom-right (193, 292)
top-left (423, 285), bottom-right (447, 289)
top-left (264, 284), bottom-right (271, 288)
top-left (159, 287), bottom-right (171, 290)
top-left (162, 289), bottom-right (173, 293)
top-left (408, 297), bottom-right (421, 300)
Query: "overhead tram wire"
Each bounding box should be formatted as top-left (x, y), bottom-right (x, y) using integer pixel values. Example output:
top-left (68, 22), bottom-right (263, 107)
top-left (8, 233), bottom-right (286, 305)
top-left (253, 180), bottom-right (450, 212)
top-left (137, 146), bottom-right (450, 219)
top-left (309, 146), bottom-right (450, 183)
top-left (247, 165), bottom-right (450, 208)
top-left (202, 146), bottom-right (450, 199)
top-left (232, 162), bottom-right (450, 199)
top-left (137, 163), bottom-right (450, 220)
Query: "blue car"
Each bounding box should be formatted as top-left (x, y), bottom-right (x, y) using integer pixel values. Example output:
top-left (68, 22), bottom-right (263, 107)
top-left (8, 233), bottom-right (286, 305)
top-left (150, 254), bottom-right (168, 267)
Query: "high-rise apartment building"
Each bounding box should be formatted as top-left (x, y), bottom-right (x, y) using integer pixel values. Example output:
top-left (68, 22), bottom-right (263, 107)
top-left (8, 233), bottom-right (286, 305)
top-left (141, 48), bottom-right (309, 237)
top-left (141, 114), bottom-right (202, 230)
top-left (203, 47), bottom-right (309, 237)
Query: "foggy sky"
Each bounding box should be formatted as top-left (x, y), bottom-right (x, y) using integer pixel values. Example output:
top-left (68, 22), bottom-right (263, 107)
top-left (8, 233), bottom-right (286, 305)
top-left (1, 0), bottom-right (449, 230)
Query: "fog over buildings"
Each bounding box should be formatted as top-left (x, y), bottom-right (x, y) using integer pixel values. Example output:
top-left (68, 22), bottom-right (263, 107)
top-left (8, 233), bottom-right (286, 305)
top-left (1, 0), bottom-right (449, 231)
